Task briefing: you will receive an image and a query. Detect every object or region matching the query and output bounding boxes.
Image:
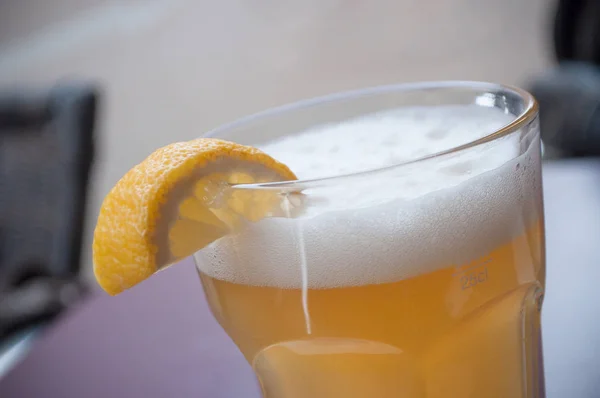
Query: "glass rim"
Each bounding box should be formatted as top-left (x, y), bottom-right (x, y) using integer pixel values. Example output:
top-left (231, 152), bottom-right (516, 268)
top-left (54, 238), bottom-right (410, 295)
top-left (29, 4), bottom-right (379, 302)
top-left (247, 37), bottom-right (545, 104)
top-left (205, 80), bottom-right (538, 191)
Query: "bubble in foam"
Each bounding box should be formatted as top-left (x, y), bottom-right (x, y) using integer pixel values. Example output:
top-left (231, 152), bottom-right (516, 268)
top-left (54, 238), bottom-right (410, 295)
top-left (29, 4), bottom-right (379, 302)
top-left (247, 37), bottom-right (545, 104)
top-left (194, 105), bottom-right (541, 289)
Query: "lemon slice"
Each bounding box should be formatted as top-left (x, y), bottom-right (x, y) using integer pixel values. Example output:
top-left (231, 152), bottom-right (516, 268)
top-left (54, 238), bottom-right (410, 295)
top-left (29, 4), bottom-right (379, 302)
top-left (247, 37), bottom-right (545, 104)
top-left (93, 138), bottom-right (296, 295)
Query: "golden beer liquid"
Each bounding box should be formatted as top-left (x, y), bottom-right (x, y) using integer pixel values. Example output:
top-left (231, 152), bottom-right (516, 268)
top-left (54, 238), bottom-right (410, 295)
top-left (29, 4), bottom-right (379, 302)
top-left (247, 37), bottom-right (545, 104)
top-left (199, 218), bottom-right (545, 398)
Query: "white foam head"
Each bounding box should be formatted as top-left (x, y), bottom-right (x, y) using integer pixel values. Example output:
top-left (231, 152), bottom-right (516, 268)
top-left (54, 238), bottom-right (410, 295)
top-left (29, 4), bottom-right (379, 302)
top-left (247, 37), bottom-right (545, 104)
top-left (194, 105), bottom-right (542, 288)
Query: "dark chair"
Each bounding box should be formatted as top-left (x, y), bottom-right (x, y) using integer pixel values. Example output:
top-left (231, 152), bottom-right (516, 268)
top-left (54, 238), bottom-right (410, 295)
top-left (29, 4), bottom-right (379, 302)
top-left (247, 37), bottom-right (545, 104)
top-left (0, 83), bottom-right (98, 341)
top-left (528, 0), bottom-right (600, 158)
top-left (553, 0), bottom-right (600, 66)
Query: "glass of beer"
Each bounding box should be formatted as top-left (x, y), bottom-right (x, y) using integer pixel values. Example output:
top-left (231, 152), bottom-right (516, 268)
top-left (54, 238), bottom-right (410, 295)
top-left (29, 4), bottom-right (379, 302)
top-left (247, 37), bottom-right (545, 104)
top-left (193, 81), bottom-right (544, 398)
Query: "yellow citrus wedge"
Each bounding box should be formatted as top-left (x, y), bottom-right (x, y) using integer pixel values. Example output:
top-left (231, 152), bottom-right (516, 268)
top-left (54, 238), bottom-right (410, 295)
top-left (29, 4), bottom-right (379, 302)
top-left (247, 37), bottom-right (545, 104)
top-left (93, 138), bottom-right (296, 295)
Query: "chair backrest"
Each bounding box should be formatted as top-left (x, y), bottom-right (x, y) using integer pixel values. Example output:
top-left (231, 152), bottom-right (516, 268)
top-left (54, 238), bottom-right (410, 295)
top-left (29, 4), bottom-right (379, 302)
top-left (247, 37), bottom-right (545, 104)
top-left (0, 83), bottom-right (97, 337)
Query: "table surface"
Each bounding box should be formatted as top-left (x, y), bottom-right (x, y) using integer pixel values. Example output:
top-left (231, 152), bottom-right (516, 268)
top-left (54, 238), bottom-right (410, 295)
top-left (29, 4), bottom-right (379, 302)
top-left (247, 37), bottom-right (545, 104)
top-left (1, 159), bottom-right (600, 398)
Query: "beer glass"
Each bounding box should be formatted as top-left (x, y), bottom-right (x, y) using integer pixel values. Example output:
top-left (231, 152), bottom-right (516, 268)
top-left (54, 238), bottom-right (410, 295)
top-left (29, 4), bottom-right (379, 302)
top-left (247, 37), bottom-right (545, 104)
top-left (193, 82), bottom-right (544, 398)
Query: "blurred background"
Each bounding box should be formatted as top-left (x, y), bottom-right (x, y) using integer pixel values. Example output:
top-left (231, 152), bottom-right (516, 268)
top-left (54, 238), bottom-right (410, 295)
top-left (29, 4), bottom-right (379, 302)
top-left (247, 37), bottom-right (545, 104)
top-left (3, 0), bottom-right (600, 393)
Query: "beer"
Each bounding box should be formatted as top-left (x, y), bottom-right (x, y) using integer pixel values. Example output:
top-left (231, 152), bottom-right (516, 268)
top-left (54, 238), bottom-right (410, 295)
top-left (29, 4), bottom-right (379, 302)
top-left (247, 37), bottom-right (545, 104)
top-left (195, 104), bottom-right (544, 397)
